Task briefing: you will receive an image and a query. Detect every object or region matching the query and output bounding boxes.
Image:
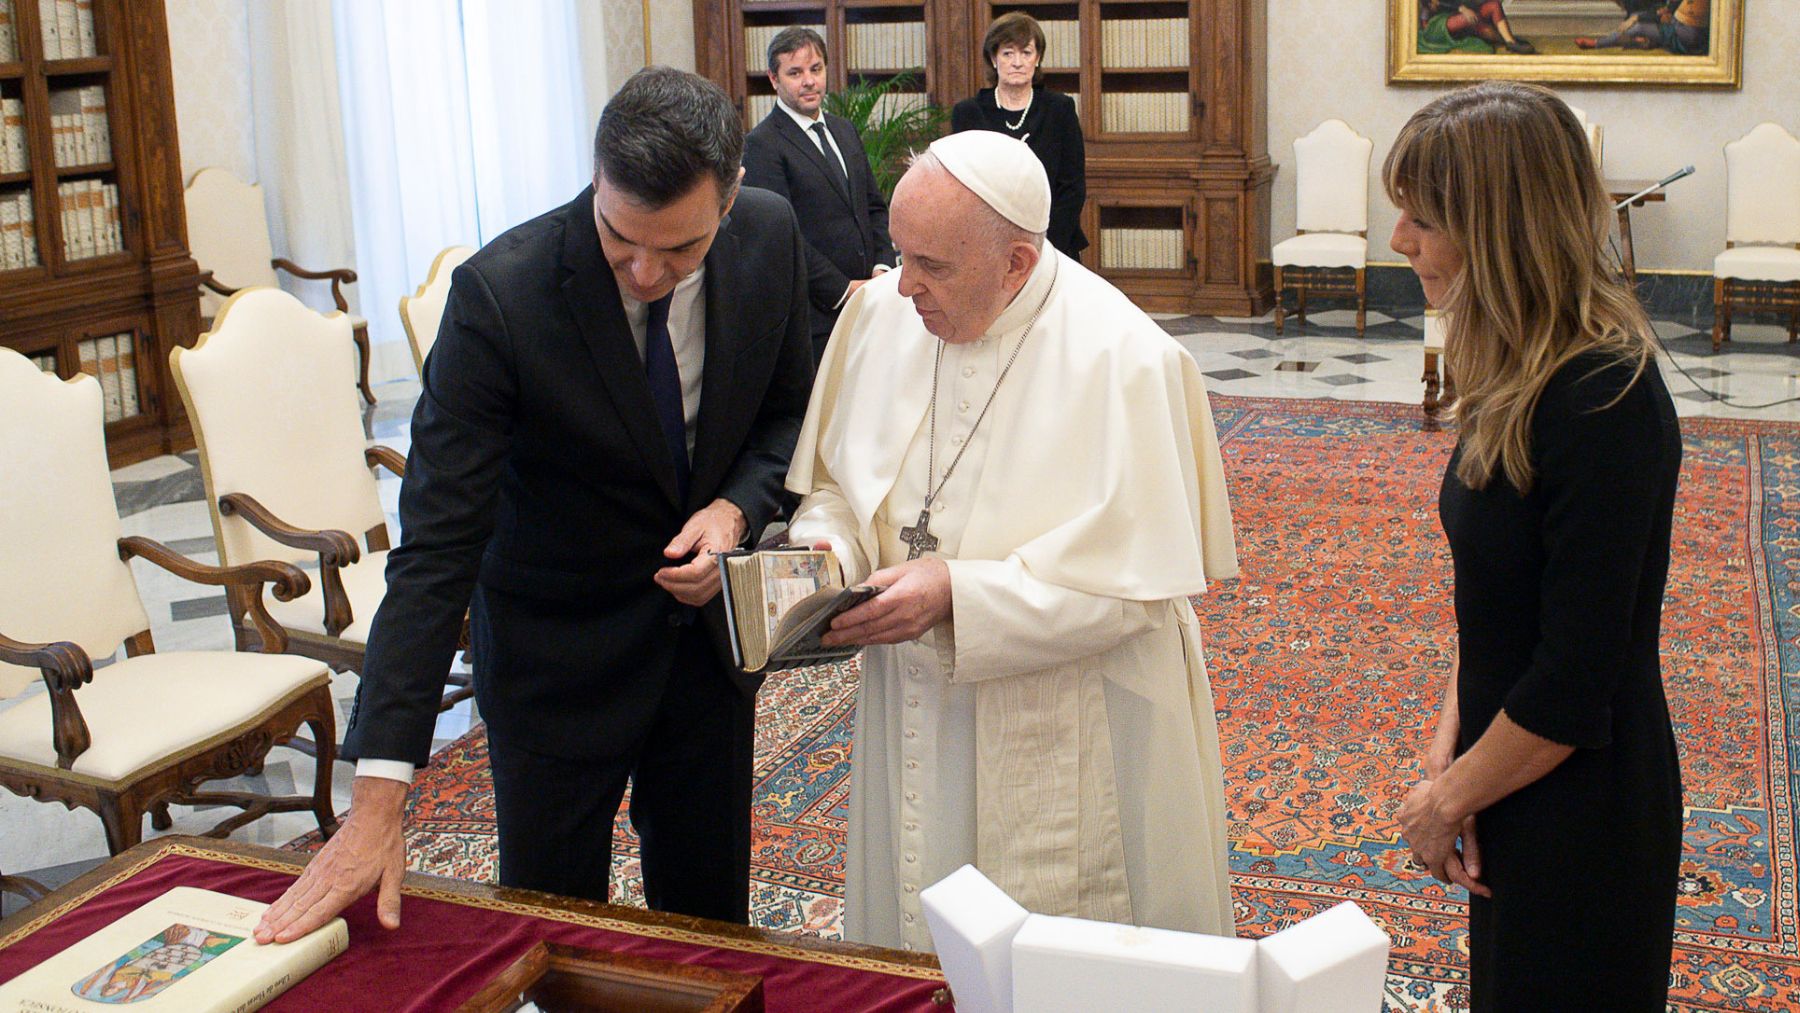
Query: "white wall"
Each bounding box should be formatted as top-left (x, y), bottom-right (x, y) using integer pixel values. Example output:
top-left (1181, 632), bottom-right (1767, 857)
top-left (648, 0), bottom-right (696, 72)
top-left (1268, 5), bottom-right (1800, 272)
top-left (165, 0), bottom-right (254, 186)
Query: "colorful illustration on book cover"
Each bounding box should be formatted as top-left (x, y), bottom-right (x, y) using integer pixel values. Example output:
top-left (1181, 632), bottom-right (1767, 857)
top-left (71, 923), bottom-right (243, 1004)
top-left (764, 554), bottom-right (835, 628)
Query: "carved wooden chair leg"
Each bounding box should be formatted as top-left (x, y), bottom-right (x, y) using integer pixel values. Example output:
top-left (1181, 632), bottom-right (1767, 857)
top-left (304, 713), bottom-right (341, 838)
top-left (351, 322), bottom-right (377, 406)
top-left (1423, 349), bottom-right (1441, 422)
top-left (98, 796), bottom-right (144, 856)
top-left (1273, 266), bottom-right (1286, 333)
top-left (151, 800), bottom-right (173, 831)
top-left (1355, 268), bottom-right (1367, 337)
top-left (1787, 294), bottom-right (1797, 343)
top-left (1296, 275), bottom-right (1309, 329)
top-left (1712, 278), bottom-right (1728, 352)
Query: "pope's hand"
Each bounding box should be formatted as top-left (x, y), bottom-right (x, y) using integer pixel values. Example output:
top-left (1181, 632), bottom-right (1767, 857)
top-left (253, 776), bottom-right (408, 944)
top-left (821, 557), bottom-right (951, 646)
top-left (655, 498), bottom-right (748, 606)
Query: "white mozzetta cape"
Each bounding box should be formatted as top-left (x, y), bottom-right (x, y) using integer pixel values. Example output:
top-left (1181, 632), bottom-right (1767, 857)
top-left (787, 250), bottom-right (1239, 949)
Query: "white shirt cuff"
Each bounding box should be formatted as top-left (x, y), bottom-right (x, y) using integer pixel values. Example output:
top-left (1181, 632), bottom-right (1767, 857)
top-left (872, 264), bottom-right (891, 274)
top-left (355, 758), bottom-right (416, 783)
top-left (835, 282), bottom-right (854, 310)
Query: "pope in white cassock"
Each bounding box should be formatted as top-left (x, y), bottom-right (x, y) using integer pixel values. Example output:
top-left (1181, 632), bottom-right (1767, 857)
top-left (785, 130), bottom-right (1240, 952)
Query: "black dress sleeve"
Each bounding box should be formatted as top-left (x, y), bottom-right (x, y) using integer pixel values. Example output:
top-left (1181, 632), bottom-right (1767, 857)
top-left (1501, 358), bottom-right (1676, 748)
top-left (1043, 93), bottom-right (1087, 255)
top-left (950, 96), bottom-right (983, 133)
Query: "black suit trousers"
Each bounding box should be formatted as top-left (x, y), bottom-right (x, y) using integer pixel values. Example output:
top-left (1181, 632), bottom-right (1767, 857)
top-left (476, 585), bottom-right (755, 923)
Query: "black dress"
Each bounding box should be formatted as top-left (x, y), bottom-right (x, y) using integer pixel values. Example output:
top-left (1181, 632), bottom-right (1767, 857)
top-left (1439, 352), bottom-right (1683, 1011)
top-left (950, 86), bottom-right (1087, 260)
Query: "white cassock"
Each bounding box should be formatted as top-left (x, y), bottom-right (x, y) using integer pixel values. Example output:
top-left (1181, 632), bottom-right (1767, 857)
top-left (786, 247), bottom-right (1239, 952)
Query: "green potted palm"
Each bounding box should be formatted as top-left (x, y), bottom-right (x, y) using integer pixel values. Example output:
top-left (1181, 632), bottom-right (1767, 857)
top-left (823, 72), bottom-right (949, 200)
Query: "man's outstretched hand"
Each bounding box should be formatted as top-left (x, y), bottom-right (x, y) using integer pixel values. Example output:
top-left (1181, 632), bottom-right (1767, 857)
top-left (253, 775), bottom-right (409, 944)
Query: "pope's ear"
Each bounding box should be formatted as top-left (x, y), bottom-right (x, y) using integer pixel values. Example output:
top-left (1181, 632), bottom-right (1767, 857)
top-left (1006, 239), bottom-right (1041, 285)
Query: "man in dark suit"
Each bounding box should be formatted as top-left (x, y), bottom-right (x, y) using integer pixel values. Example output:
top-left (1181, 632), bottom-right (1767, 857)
top-left (742, 27), bottom-right (896, 363)
top-left (254, 68), bottom-right (813, 943)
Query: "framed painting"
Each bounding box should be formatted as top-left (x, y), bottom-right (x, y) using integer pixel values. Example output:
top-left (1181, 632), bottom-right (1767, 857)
top-left (1388, 0), bottom-right (1744, 87)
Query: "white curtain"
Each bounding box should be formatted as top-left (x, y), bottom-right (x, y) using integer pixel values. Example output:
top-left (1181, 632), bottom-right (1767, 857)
top-left (247, 1), bottom-right (359, 319)
top-left (332, 0), bottom-right (600, 385)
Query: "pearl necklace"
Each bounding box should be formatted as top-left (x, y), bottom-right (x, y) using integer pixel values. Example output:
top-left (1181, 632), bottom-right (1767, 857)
top-left (998, 87), bottom-right (1033, 132)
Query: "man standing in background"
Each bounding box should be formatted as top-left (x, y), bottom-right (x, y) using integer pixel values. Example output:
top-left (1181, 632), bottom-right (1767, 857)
top-left (743, 27), bottom-right (896, 365)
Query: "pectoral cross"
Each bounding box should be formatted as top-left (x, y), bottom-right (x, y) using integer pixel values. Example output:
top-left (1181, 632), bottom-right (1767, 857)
top-left (900, 507), bottom-right (939, 560)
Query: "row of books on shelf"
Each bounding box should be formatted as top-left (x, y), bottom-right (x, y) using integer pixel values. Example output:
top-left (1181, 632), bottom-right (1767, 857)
top-left (1, 98), bottom-right (25, 172)
top-left (49, 84), bottom-right (109, 166)
top-left (742, 23), bottom-right (824, 72)
top-left (1038, 20), bottom-right (1080, 70)
top-left (845, 21), bottom-right (926, 70)
top-left (57, 177), bottom-right (121, 259)
top-left (0, 0), bottom-right (99, 62)
top-left (0, 188), bottom-right (39, 268)
top-left (1101, 17), bottom-right (1190, 68)
top-left (76, 329), bottom-right (139, 420)
top-left (1100, 227), bottom-right (1184, 271)
top-left (1100, 92), bottom-right (1190, 133)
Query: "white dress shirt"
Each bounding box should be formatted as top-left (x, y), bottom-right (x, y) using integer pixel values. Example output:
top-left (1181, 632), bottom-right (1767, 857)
top-left (356, 266), bottom-right (709, 785)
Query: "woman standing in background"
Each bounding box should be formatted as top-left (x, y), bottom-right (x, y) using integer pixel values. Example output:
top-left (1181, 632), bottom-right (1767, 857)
top-left (950, 12), bottom-right (1087, 262)
top-left (1390, 81), bottom-right (1682, 1011)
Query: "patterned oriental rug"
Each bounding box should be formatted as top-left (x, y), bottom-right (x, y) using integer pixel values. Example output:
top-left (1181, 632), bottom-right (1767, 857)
top-left (288, 395), bottom-right (1799, 1012)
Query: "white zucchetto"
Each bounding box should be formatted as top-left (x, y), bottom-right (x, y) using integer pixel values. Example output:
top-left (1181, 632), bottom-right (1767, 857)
top-left (926, 131), bottom-right (1052, 234)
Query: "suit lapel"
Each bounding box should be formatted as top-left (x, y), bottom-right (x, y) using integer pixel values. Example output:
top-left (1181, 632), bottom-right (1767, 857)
top-left (558, 189), bottom-right (684, 509)
top-left (687, 221), bottom-right (740, 510)
top-left (774, 111), bottom-right (853, 211)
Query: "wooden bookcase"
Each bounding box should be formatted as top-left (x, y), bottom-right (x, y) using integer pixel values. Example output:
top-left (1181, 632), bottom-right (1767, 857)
top-left (694, 0), bottom-right (1273, 315)
top-left (0, 0), bottom-right (204, 467)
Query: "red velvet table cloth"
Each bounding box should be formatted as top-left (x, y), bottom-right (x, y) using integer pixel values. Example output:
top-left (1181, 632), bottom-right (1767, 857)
top-left (0, 843), bottom-right (944, 1012)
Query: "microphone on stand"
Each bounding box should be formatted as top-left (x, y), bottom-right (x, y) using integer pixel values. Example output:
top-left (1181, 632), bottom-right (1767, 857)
top-left (1614, 165), bottom-right (1694, 211)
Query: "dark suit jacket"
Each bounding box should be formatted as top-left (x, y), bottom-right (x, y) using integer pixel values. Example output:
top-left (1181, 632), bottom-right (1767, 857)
top-left (742, 108), bottom-right (895, 345)
top-left (951, 88), bottom-right (1088, 260)
top-left (341, 185), bottom-right (814, 767)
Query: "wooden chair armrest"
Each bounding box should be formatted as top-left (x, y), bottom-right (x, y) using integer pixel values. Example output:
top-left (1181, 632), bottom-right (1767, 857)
top-left (217, 492), bottom-right (358, 637)
top-left (218, 493), bottom-right (360, 566)
top-left (365, 445), bottom-right (407, 478)
top-left (272, 258), bottom-right (357, 313)
top-left (117, 536), bottom-right (312, 654)
top-left (0, 631), bottom-right (92, 769)
top-left (199, 273), bottom-right (238, 298)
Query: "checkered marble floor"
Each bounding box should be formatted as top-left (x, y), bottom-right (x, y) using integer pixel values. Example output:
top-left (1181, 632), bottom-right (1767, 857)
top-left (5, 306), bottom-right (1795, 916)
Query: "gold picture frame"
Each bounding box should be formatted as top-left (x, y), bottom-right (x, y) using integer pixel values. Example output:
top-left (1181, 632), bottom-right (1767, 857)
top-left (1388, 0), bottom-right (1744, 87)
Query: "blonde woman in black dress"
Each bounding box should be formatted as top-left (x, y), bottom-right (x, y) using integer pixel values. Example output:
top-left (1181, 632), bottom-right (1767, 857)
top-left (1390, 81), bottom-right (1682, 1010)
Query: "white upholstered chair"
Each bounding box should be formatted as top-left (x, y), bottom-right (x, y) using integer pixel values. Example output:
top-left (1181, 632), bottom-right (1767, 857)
top-left (400, 245), bottom-right (476, 377)
top-left (183, 167), bottom-right (377, 404)
top-left (1273, 119), bottom-right (1374, 336)
top-left (1713, 123), bottom-right (1800, 352)
top-left (0, 348), bottom-right (338, 859)
top-left (170, 288), bottom-right (473, 714)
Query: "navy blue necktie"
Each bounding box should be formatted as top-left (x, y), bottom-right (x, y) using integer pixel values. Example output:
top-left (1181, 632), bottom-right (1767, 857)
top-left (644, 294), bottom-right (689, 504)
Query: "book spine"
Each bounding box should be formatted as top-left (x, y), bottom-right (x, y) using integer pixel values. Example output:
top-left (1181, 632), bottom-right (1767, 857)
top-left (76, 331), bottom-right (96, 378)
top-left (72, 0), bottom-right (89, 56)
top-left (219, 920), bottom-right (348, 1013)
top-left (36, 0), bottom-right (55, 58)
top-left (102, 179), bottom-right (118, 252)
top-left (0, 195), bottom-right (19, 269)
top-left (98, 329), bottom-right (121, 421)
top-left (31, 350), bottom-right (55, 373)
top-left (117, 330), bottom-right (137, 414)
top-left (54, 0), bottom-right (72, 57)
top-left (83, 177), bottom-right (101, 254)
top-left (17, 188), bottom-right (34, 264)
top-left (0, 0), bottom-right (16, 62)
top-left (82, 84), bottom-right (106, 162)
top-left (1, 98), bottom-right (22, 172)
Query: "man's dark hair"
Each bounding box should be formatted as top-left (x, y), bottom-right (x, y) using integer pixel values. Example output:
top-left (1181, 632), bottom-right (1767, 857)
top-left (593, 66), bottom-right (742, 209)
top-left (766, 26), bottom-right (828, 76)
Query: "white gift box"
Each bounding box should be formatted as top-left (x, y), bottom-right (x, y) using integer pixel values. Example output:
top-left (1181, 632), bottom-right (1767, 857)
top-left (1255, 901), bottom-right (1391, 1013)
top-left (1010, 914), bottom-right (1259, 1013)
top-left (920, 865), bottom-right (1029, 1013)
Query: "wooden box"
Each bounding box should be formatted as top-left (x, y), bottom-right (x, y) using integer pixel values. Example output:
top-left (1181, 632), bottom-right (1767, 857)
top-left (457, 943), bottom-right (765, 1013)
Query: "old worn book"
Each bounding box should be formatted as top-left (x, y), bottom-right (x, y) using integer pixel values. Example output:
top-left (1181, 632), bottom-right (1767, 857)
top-left (0, 885), bottom-right (346, 1012)
top-left (716, 548), bottom-right (880, 673)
